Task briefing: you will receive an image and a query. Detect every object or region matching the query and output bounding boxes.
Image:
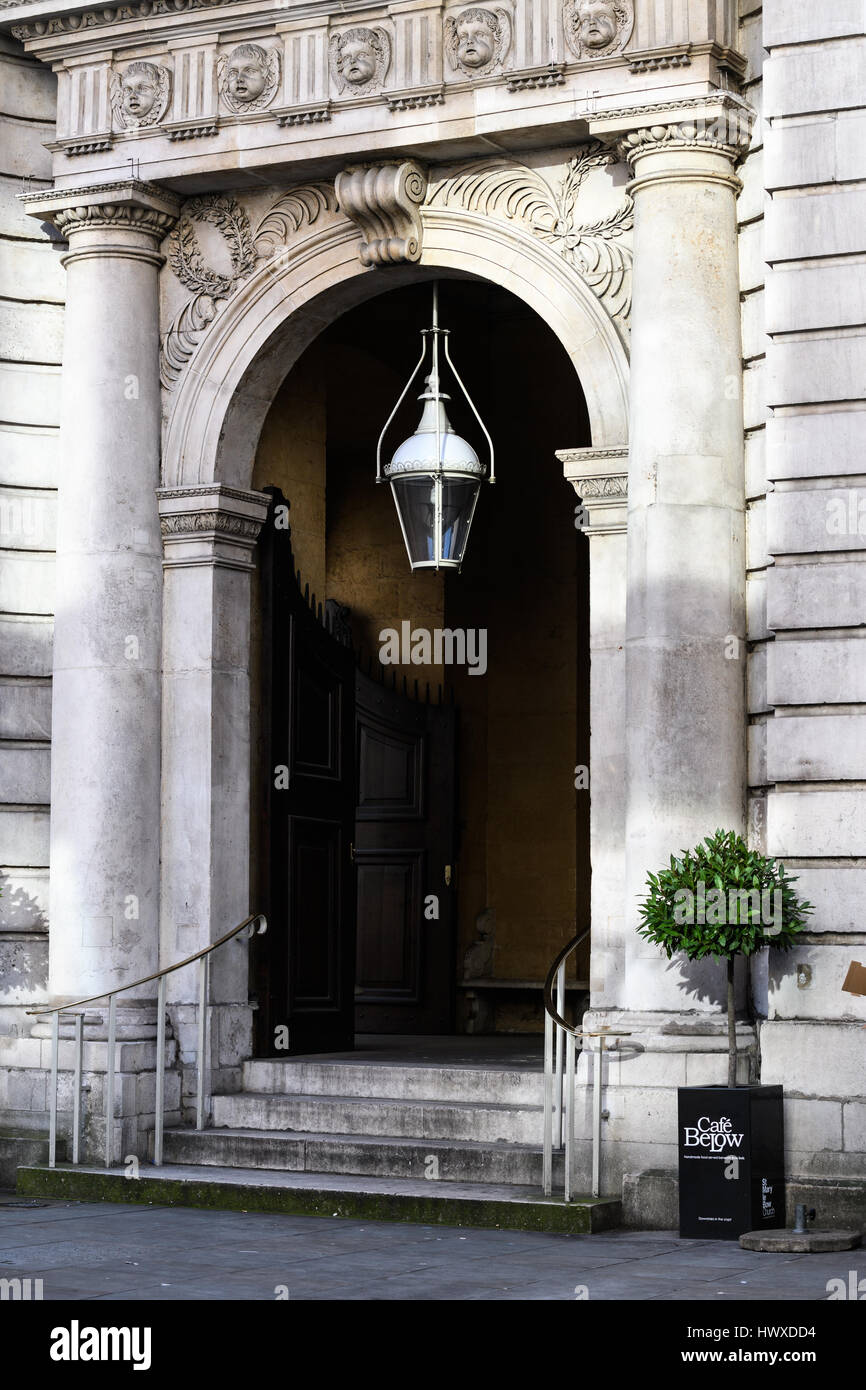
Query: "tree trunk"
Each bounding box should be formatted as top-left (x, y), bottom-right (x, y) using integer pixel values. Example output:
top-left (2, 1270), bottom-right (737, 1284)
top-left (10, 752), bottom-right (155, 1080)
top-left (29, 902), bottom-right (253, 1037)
top-left (727, 956), bottom-right (737, 1088)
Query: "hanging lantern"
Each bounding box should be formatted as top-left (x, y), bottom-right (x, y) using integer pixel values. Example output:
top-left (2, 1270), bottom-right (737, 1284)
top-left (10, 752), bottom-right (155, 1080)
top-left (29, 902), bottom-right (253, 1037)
top-left (377, 283), bottom-right (494, 571)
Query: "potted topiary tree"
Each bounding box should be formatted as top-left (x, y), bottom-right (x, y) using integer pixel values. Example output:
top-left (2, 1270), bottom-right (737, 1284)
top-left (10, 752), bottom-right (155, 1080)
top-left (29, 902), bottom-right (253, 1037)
top-left (636, 828), bottom-right (813, 1239)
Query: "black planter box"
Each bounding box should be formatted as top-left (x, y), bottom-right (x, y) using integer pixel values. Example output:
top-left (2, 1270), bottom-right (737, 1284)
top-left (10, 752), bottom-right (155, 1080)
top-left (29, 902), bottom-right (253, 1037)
top-left (678, 1085), bottom-right (785, 1240)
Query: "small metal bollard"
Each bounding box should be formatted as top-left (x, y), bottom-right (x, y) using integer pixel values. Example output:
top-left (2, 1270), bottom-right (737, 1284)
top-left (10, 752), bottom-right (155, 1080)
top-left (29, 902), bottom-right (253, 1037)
top-left (792, 1204), bottom-right (816, 1234)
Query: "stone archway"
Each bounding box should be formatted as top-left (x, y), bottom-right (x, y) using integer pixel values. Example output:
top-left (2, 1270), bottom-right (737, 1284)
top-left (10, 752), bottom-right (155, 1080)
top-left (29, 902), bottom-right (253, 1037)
top-left (156, 176), bottom-right (631, 1070)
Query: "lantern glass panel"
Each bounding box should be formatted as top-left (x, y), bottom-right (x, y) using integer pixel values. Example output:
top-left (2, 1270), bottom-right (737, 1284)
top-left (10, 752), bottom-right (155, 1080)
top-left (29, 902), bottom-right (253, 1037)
top-left (390, 476), bottom-right (437, 567)
top-left (440, 476), bottom-right (481, 566)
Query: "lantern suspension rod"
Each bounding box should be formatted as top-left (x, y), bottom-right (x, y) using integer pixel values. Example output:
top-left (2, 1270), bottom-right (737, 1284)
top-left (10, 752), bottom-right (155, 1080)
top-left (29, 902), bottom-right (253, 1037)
top-left (441, 330), bottom-right (495, 485)
top-left (375, 336), bottom-right (428, 484)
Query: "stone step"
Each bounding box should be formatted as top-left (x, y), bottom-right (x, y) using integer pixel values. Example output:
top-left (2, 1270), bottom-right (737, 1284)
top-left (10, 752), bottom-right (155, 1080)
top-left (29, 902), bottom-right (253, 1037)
top-left (157, 1126), bottom-right (562, 1187)
top-left (242, 1058), bottom-right (544, 1105)
top-left (211, 1091), bottom-right (543, 1144)
top-left (17, 1162), bottom-right (621, 1236)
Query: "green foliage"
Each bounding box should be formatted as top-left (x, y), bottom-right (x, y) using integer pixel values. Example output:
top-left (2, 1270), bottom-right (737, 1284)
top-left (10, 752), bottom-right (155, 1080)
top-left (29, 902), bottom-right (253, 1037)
top-left (637, 828), bottom-right (813, 963)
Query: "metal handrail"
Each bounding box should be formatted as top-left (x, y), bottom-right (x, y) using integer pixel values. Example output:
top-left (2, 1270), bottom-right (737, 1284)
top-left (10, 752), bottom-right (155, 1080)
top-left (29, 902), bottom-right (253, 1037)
top-left (27, 911), bottom-right (267, 1172)
top-left (542, 929), bottom-right (629, 1201)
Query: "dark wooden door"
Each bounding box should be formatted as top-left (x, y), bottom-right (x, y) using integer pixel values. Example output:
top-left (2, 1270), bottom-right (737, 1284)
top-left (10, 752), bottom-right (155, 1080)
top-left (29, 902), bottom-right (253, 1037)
top-left (354, 669), bottom-right (457, 1034)
top-left (258, 491), bottom-right (356, 1056)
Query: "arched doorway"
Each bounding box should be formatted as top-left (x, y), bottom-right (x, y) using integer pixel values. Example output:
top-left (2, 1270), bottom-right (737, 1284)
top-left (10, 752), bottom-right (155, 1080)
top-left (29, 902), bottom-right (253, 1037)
top-left (157, 202), bottom-right (629, 1069)
top-left (248, 277), bottom-right (591, 1052)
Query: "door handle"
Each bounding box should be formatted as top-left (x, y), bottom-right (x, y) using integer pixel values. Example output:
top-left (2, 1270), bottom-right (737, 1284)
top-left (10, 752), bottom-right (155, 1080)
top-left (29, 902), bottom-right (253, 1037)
top-left (444, 864), bottom-right (452, 887)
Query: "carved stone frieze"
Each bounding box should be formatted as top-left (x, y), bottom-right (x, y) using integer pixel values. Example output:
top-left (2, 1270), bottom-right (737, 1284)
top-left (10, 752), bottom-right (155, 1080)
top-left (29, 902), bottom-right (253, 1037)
top-left (427, 145), bottom-right (633, 328)
top-left (160, 511), bottom-right (262, 539)
top-left (445, 6), bottom-right (512, 77)
top-left (387, 88), bottom-right (446, 112)
top-left (218, 43), bottom-right (280, 115)
top-left (274, 103), bottom-right (331, 129)
top-left (335, 162), bottom-right (428, 267)
top-left (563, 0), bottom-right (634, 61)
top-left (329, 27), bottom-right (391, 96)
top-left (111, 60), bottom-right (171, 130)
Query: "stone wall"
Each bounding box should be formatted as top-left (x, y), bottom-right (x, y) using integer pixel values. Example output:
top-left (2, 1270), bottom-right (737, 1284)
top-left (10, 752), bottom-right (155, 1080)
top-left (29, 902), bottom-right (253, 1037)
top-left (0, 35), bottom-right (61, 1040)
top-left (755, 0), bottom-right (866, 1201)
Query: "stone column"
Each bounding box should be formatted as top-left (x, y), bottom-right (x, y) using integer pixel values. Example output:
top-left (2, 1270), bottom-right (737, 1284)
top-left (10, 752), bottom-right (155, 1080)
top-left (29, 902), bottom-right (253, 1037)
top-left (157, 484), bottom-right (270, 1103)
top-left (23, 181), bottom-right (178, 1002)
top-left (557, 447), bottom-right (628, 1012)
top-left (614, 111), bottom-right (751, 1016)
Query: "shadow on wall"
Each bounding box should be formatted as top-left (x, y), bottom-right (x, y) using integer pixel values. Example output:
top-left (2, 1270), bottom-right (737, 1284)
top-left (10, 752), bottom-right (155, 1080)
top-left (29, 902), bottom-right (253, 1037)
top-left (0, 869), bottom-right (48, 933)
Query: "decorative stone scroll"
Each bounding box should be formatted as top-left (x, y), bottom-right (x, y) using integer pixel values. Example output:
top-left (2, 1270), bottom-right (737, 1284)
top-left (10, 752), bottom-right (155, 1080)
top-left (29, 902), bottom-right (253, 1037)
top-left (335, 162), bottom-right (428, 267)
top-left (427, 145), bottom-right (633, 327)
top-left (329, 27), bottom-right (391, 95)
top-left (445, 6), bottom-right (512, 76)
top-left (111, 60), bottom-right (171, 129)
top-left (218, 43), bottom-right (280, 115)
top-left (562, 0), bottom-right (634, 61)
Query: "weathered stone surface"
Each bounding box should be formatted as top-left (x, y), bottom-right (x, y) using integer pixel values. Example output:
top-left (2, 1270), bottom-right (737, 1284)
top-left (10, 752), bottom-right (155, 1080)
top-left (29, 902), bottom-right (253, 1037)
top-left (768, 789), bottom-right (866, 857)
top-left (767, 562), bottom-right (866, 631)
top-left (764, 1), bottom-right (866, 46)
top-left (767, 409), bottom-right (866, 480)
top-left (767, 336), bottom-right (866, 409)
top-left (767, 714), bottom-right (866, 781)
top-left (760, 1020), bottom-right (866, 1096)
top-left (0, 745), bottom-right (50, 805)
top-left (765, 188), bottom-right (866, 261)
top-left (764, 40), bottom-right (866, 117)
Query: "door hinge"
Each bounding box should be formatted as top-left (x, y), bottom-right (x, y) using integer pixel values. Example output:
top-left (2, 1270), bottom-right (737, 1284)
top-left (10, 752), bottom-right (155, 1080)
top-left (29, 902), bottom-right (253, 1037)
top-left (350, 842), bottom-right (355, 862)
top-left (444, 864), bottom-right (452, 887)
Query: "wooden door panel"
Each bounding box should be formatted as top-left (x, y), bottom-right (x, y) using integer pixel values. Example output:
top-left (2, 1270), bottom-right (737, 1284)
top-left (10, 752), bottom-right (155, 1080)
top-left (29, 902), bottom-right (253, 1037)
top-left (355, 670), bottom-right (456, 1034)
top-left (355, 849), bottom-right (424, 1002)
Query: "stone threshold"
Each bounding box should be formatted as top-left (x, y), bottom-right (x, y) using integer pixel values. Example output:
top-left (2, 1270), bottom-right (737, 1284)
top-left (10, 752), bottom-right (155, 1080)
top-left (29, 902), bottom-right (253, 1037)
top-left (17, 1163), bottom-right (621, 1235)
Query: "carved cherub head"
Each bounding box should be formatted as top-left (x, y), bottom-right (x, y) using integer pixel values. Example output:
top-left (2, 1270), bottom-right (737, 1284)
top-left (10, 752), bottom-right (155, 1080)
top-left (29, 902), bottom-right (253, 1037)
top-left (330, 27), bottom-right (391, 92)
top-left (114, 60), bottom-right (170, 128)
top-left (564, 0), bottom-right (633, 58)
top-left (446, 6), bottom-right (511, 75)
top-left (219, 43), bottom-right (280, 113)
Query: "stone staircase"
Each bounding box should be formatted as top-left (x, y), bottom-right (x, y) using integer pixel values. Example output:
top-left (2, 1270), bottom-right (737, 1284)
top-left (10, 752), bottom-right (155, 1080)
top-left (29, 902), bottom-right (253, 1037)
top-left (16, 1042), bottom-right (622, 1232)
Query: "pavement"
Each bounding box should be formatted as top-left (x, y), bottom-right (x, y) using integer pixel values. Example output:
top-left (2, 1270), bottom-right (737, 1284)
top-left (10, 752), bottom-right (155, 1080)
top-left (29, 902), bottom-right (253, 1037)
top-left (0, 1193), bottom-right (859, 1301)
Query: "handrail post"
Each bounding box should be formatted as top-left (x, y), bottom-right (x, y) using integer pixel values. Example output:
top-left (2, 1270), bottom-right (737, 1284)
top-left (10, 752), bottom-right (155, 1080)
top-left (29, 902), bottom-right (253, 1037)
top-left (554, 962), bottom-right (565, 1149)
top-left (542, 1006), bottom-right (553, 1197)
top-left (49, 1010), bottom-right (59, 1169)
top-left (564, 1030), bottom-right (575, 1202)
top-left (154, 973), bottom-right (166, 1166)
top-left (196, 953), bottom-right (209, 1132)
top-left (104, 993), bottom-right (116, 1169)
top-left (592, 1035), bottom-right (604, 1198)
top-left (72, 1012), bottom-right (83, 1166)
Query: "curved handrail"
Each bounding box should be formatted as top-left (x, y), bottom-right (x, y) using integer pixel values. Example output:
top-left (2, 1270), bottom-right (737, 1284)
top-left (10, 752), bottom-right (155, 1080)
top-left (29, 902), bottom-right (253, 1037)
top-left (27, 912), bottom-right (267, 1017)
top-left (542, 927), bottom-right (590, 1035)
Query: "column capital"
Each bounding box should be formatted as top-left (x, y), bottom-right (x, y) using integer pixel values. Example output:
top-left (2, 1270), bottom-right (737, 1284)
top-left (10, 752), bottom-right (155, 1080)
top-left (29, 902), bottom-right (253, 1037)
top-left (19, 180), bottom-right (179, 261)
top-left (590, 94), bottom-right (754, 192)
top-left (157, 484), bottom-right (271, 572)
top-left (557, 446), bottom-right (628, 537)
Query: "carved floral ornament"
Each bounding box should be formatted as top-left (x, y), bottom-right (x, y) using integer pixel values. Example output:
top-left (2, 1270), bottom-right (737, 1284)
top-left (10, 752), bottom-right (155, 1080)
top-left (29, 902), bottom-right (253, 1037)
top-left (160, 146), bottom-right (632, 391)
top-left (426, 144), bottom-right (634, 328)
top-left (160, 184), bottom-right (337, 388)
